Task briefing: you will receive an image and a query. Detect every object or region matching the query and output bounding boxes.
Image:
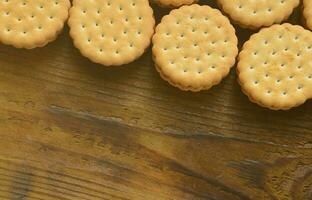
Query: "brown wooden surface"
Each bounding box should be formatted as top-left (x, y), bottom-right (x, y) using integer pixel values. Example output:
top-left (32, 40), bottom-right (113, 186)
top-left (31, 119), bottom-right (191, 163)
top-left (0, 1), bottom-right (311, 200)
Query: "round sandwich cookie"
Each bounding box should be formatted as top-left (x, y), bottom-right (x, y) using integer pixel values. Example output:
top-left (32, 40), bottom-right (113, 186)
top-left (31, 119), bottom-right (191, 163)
top-left (0, 0), bottom-right (70, 49)
top-left (68, 0), bottom-right (155, 66)
top-left (237, 23), bottom-right (312, 110)
top-left (152, 4), bottom-right (238, 92)
top-left (217, 0), bottom-right (299, 29)
top-left (303, 0), bottom-right (312, 30)
top-left (152, 0), bottom-right (198, 8)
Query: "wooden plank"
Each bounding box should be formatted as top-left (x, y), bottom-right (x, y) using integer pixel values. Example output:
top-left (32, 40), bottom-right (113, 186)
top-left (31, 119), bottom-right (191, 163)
top-left (0, 1), bottom-right (311, 199)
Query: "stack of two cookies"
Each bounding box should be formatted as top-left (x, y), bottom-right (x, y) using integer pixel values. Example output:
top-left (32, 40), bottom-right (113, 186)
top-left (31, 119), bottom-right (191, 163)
top-left (0, 0), bottom-right (71, 48)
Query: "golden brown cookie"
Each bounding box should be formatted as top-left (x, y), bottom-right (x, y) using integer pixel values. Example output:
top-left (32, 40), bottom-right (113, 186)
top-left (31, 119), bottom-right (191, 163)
top-left (303, 0), bottom-right (312, 30)
top-left (152, 0), bottom-right (198, 8)
top-left (153, 4), bottom-right (238, 92)
top-left (68, 0), bottom-right (155, 66)
top-left (237, 23), bottom-right (312, 110)
top-left (217, 0), bottom-right (299, 29)
top-left (0, 0), bottom-right (70, 49)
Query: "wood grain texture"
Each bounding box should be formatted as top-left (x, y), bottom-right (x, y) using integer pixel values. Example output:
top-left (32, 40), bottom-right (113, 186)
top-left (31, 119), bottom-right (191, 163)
top-left (0, 1), bottom-right (311, 199)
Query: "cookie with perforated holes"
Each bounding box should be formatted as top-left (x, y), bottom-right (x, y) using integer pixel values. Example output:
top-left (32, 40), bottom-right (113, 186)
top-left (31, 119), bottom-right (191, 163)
top-left (237, 24), bottom-right (312, 110)
top-left (152, 4), bottom-right (238, 92)
top-left (0, 0), bottom-right (70, 49)
top-left (152, 0), bottom-right (198, 8)
top-left (303, 0), bottom-right (312, 30)
top-left (217, 0), bottom-right (299, 29)
top-left (68, 0), bottom-right (155, 66)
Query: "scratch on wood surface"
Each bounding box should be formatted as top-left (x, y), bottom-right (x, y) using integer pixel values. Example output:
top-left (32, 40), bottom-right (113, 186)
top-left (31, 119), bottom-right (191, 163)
top-left (49, 105), bottom-right (312, 150)
top-left (49, 105), bottom-right (124, 124)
